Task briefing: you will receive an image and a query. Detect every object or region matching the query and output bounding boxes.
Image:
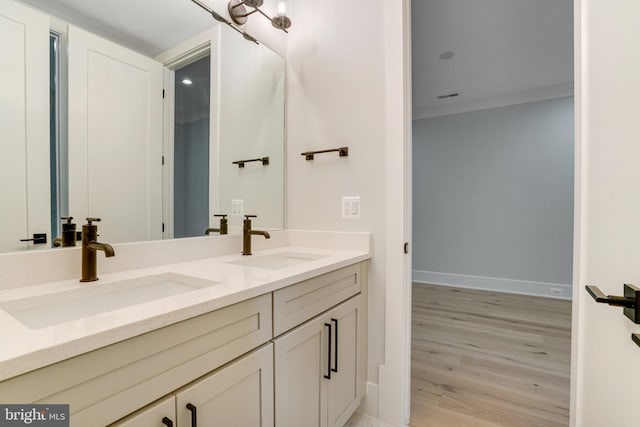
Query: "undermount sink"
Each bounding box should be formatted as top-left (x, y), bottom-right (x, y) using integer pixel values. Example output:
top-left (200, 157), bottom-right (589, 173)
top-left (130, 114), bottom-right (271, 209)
top-left (0, 273), bottom-right (218, 329)
top-left (228, 252), bottom-right (328, 270)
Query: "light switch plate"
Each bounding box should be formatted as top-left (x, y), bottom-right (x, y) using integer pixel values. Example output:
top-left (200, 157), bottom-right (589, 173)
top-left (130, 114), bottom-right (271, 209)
top-left (341, 196), bottom-right (361, 219)
top-left (231, 199), bottom-right (244, 216)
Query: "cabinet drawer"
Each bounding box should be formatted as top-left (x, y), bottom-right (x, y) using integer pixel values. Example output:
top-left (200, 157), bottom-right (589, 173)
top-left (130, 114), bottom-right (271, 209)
top-left (273, 263), bottom-right (361, 336)
top-left (109, 395), bottom-right (175, 427)
top-left (0, 293), bottom-right (272, 427)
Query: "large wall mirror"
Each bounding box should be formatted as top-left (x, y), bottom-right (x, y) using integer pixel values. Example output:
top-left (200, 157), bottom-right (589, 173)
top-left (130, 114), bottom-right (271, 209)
top-left (0, 0), bottom-right (285, 254)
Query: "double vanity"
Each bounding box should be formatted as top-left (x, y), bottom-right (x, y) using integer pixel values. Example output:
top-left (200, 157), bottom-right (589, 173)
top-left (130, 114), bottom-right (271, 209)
top-left (0, 231), bottom-right (370, 426)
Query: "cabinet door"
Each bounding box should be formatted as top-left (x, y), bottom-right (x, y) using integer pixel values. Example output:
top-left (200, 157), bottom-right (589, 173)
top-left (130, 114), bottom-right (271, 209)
top-left (274, 295), bottom-right (365, 427)
top-left (274, 312), bottom-right (329, 427)
top-left (175, 344), bottom-right (273, 427)
top-left (110, 395), bottom-right (175, 427)
top-left (326, 296), bottom-right (364, 427)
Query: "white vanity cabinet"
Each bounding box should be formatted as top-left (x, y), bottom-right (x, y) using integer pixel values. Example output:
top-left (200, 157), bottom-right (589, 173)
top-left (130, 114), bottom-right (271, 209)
top-left (0, 260), bottom-right (368, 427)
top-left (273, 262), bottom-right (367, 427)
top-left (0, 294), bottom-right (273, 426)
top-left (112, 344), bottom-right (273, 427)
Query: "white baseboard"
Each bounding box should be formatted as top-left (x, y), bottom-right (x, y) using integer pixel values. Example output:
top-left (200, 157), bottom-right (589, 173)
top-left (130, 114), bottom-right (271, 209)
top-left (345, 411), bottom-right (395, 427)
top-left (412, 270), bottom-right (572, 300)
top-left (361, 382), bottom-right (379, 418)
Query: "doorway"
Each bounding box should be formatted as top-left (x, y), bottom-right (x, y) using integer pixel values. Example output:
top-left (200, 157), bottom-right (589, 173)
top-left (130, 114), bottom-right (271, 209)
top-left (409, 0), bottom-right (574, 425)
top-left (173, 55), bottom-right (212, 238)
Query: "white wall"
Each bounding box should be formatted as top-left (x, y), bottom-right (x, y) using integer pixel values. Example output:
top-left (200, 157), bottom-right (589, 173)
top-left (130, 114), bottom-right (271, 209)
top-left (216, 25), bottom-right (285, 231)
top-left (285, 0), bottom-right (388, 390)
top-left (413, 97), bottom-right (575, 298)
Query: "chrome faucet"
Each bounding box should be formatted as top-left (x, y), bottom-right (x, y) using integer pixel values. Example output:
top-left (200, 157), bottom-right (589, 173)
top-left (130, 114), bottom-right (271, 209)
top-left (242, 215), bottom-right (270, 255)
top-left (80, 217), bottom-right (115, 282)
top-left (205, 214), bottom-right (228, 235)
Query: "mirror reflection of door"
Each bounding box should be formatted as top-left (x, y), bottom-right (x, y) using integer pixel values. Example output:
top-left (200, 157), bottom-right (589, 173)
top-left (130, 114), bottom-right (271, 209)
top-left (0, 1), bottom-right (51, 253)
top-left (67, 26), bottom-right (164, 245)
top-left (173, 55), bottom-right (211, 238)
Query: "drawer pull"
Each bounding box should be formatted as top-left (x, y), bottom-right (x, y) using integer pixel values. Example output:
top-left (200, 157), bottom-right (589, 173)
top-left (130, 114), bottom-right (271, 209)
top-left (331, 318), bottom-right (339, 373)
top-left (186, 403), bottom-right (197, 427)
top-left (162, 417), bottom-right (173, 427)
top-left (324, 323), bottom-right (332, 380)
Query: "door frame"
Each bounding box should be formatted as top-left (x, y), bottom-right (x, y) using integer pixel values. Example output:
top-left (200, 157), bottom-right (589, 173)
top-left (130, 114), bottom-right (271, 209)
top-left (378, 0), bottom-right (413, 424)
top-left (156, 29), bottom-right (217, 240)
top-left (569, 0), bottom-right (585, 425)
top-left (392, 0), bottom-right (584, 425)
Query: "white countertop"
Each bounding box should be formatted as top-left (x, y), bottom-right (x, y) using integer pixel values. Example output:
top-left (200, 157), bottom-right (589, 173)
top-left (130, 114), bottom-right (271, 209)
top-left (0, 245), bottom-right (370, 381)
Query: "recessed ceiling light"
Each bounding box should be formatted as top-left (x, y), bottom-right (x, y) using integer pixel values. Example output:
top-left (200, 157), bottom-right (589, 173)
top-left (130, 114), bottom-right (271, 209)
top-left (439, 51), bottom-right (455, 60)
top-left (182, 78), bottom-right (193, 86)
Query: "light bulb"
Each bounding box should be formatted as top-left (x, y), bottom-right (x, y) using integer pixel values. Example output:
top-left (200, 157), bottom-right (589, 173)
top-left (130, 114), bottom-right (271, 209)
top-left (182, 78), bottom-right (193, 86)
top-left (277, 1), bottom-right (287, 16)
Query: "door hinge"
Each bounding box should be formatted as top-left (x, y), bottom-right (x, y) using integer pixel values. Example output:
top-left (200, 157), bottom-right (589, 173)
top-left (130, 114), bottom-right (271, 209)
top-left (404, 242), bottom-right (409, 254)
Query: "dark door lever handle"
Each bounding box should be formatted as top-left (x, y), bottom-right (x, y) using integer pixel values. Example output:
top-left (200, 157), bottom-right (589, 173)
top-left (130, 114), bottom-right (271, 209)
top-left (20, 233), bottom-right (47, 245)
top-left (586, 285), bottom-right (636, 308)
top-left (585, 284), bottom-right (640, 323)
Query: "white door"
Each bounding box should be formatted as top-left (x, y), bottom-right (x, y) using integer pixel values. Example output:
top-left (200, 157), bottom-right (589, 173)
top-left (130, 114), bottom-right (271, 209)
top-left (68, 25), bottom-right (163, 244)
top-left (573, 1), bottom-right (640, 426)
top-left (0, 0), bottom-right (50, 252)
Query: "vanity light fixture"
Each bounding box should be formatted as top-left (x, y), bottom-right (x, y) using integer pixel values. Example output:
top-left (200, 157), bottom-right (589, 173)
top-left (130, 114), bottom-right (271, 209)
top-left (227, 0), bottom-right (292, 33)
top-left (182, 78), bottom-right (193, 86)
top-left (191, 0), bottom-right (260, 45)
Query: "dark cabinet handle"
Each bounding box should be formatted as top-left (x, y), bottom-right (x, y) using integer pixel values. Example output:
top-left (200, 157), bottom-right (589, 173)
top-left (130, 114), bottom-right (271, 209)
top-left (186, 403), bottom-right (197, 427)
top-left (585, 284), bottom-right (640, 323)
top-left (331, 318), bottom-right (339, 373)
top-left (162, 417), bottom-right (173, 427)
top-left (324, 323), bottom-right (332, 380)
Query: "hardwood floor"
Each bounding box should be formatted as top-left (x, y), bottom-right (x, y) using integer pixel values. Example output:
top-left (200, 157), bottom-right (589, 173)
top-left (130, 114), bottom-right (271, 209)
top-left (410, 284), bottom-right (572, 427)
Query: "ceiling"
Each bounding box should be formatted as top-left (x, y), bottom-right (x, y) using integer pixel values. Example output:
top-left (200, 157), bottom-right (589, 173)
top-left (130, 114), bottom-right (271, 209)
top-left (412, 0), bottom-right (574, 119)
top-left (22, 0), bottom-right (572, 118)
top-left (21, 0), bottom-right (214, 56)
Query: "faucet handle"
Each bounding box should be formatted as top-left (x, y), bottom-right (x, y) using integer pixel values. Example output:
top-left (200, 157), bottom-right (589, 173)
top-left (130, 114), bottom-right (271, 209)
top-left (86, 217), bottom-right (102, 225)
top-left (214, 214), bottom-right (228, 219)
top-left (244, 215), bottom-right (257, 219)
top-left (61, 216), bottom-right (74, 224)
